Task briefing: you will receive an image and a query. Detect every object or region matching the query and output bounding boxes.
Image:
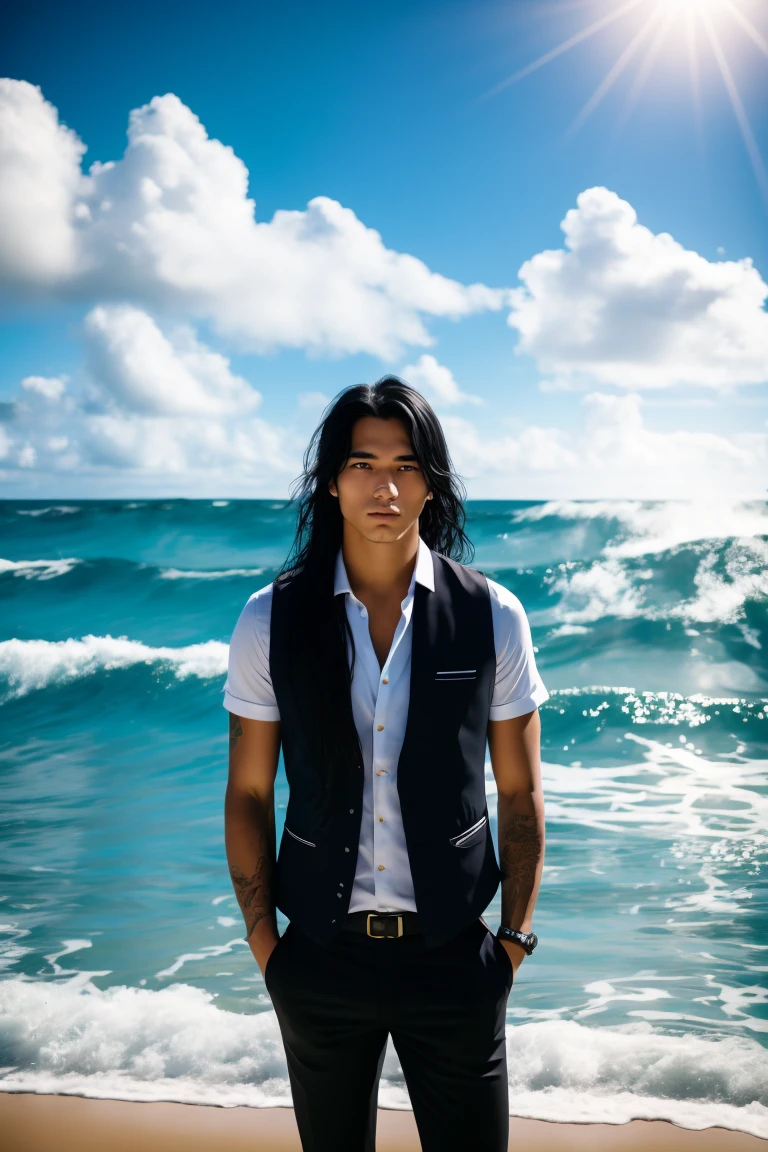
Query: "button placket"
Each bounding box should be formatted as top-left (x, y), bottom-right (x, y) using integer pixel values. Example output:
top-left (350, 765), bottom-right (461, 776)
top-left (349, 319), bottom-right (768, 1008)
top-left (342, 572), bottom-right (417, 910)
top-left (372, 654), bottom-right (389, 889)
top-left (372, 637), bottom-right (406, 903)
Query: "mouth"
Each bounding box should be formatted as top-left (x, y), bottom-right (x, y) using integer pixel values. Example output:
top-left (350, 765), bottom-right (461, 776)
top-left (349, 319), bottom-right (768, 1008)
top-left (368, 509), bottom-right (400, 518)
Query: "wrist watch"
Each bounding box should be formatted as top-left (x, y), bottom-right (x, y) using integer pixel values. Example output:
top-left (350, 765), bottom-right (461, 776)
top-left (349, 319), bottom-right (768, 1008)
top-left (496, 925), bottom-right (538, 955)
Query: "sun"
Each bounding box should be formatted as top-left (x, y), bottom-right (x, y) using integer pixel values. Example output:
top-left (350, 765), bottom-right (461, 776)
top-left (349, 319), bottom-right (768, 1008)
top-left (483, 0), bottom-right (768, 203)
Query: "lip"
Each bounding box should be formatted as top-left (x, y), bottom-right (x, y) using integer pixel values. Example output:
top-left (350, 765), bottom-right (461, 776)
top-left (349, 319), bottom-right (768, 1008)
top-left (368, 510), bottom-right (399, 518)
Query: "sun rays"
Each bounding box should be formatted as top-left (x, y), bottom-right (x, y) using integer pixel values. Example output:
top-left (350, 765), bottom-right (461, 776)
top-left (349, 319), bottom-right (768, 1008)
top-left (484, 0), bottom-right (768, 203)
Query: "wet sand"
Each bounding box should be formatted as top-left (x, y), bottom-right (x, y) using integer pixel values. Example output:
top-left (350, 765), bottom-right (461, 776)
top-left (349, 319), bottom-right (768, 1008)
top-left (1, 1093), bottom-right (766, 1151)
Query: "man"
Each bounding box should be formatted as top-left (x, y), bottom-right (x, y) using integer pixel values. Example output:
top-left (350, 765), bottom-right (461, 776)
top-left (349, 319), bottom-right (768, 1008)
top-left (223, 376), bottom-right (548, 1151)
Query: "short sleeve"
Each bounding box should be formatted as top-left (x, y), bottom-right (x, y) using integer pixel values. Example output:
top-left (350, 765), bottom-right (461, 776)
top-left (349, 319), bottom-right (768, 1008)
top-left (222, 583), bottom-right (281, 721)
top-left (486, 576), bottom-right (550, 721)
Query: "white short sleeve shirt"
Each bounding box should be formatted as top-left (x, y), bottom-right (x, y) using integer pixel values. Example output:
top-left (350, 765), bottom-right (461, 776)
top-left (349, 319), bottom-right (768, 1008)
top-left (223, 536), bottom-right (550, 913)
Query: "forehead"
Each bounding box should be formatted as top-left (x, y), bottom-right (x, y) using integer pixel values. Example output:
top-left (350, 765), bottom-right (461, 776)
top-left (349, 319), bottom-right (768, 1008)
top-left (349, 416), bottom-right (413, 452)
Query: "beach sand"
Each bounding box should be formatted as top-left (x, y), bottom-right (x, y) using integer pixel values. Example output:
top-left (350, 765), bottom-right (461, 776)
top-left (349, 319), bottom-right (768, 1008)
top-left (1, 1094), bottom-right (765, 1152)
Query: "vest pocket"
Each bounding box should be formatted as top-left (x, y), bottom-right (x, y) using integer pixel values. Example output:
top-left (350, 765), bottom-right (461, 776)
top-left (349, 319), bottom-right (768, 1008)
top-left (284, 826), bottom-right (317, 847)
top-left (449, 814), bottom-right (487, 847)
top-left (435, 669), bottom-right (477, 682)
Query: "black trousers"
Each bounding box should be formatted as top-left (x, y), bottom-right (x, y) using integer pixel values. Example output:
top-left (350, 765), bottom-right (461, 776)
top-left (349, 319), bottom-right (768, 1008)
top-left (264, 916), bottom-right (513, 1152)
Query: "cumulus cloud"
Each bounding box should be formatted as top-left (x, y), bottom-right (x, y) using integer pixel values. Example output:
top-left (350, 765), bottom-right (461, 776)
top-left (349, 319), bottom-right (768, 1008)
top-left (21, 375), bottom-right (68, 400)
top-left (0, 306), bottom-right (298, 490)
top-left (581, 391), bottom-right (756, 475)
top-left (401, 354), bottom-right (483, 406)
top-left (2, 334), bottom-right (765, 497)
top-left (0, 80), bottom-right (507, 359)
top-left (440, 392), bottom-right (767, 499)
top-left (508, 187), bottom-right (768, 389)
top-left (83, 305), bottom-right (261, 417)
top-left (441, 415), bottom-right (577, 478)
top-left (0, 79), bottom-right (85, 284)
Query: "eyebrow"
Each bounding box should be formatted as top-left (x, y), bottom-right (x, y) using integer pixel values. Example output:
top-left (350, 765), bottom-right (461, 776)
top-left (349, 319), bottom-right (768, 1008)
top-left (347, 450), bottom-right (419, 461)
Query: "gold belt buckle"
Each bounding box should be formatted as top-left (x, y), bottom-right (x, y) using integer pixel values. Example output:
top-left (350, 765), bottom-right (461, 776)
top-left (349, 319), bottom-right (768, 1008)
top-left (367, 913), bottom-right (404, 938)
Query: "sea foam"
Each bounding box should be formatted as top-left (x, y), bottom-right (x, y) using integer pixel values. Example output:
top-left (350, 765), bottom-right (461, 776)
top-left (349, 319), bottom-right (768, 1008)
top-left (0, 978), bottom-right (766, 1135)
top-left (512, 498), bottom-right (768, 556)
top-left (546, 539), bottom-right (767, 630)
top-left (0, 557), bottom-right (82, 580)
top-left (15, 506), bottom-right (80, 517)
top-left (159, 566), bottom-right (267, 580)
top-left (0, 635), bottom-right (228, 700)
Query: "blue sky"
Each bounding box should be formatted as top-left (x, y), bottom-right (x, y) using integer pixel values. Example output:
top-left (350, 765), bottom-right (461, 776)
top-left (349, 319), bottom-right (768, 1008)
top-left (1, 0), bottom-right (767, 498)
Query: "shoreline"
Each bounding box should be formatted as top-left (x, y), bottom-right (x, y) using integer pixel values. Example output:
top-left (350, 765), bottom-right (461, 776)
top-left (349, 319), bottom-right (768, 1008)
top-left (1, 1093), bottom-right (766, 1152)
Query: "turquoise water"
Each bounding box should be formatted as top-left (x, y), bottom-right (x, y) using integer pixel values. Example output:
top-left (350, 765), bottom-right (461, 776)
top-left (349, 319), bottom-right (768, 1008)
top-left (0, 497), bottom-right (766, 1135)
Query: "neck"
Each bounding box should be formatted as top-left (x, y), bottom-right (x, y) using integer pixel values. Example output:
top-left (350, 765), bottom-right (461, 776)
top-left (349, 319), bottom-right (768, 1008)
top-left (340, 521), bottom-right (421, 600)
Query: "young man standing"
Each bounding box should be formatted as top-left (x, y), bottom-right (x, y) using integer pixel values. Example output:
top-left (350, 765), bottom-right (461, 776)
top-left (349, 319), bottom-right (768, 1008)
top-left (224, 377), bottom-right (548, 1152)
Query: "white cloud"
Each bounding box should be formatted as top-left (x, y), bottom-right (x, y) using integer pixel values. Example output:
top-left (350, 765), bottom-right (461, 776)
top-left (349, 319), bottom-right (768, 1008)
top-left (78, 409), bottom-right (288, 476)
top-left (3, 343), bottom-right (766, 497)
top-left (401, 354), bottom-right (483, 406)
top-left (0, 81), bottom-right (507, 359)
top-left (21, 375), bottom-right (67, 400)
top-left (0, 306), bottom-right (299, 491)
top-left (508, 187), bottom-right (768, 389)
top-left (581, 391), bottom-right (757, 478)
top-left (83, 305), bottom-right (261, 417)
top-left (441, 415), bottom-right (577, 478)
top-left (17, 443), bottom-right (37, 468)
top-left (0, 79), bottom-right (85, 284)
top-left (440, 392), bottom-right (767, 499)
top-left (298, 391), bottom-right (331, 412)
top-left (573, 391), bottom-right (767, 497)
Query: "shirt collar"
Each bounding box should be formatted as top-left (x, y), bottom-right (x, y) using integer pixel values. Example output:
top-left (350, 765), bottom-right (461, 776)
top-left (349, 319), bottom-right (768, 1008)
top-left (334, 534), bottom-right (435, 597)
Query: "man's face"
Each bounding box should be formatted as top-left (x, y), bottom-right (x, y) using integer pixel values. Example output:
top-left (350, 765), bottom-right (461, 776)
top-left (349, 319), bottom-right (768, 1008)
top-left (328, 416), bottom-right (432, 543)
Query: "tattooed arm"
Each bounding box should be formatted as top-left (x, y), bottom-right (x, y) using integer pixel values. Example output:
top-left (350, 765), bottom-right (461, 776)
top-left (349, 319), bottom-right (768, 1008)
top-left (224, 712), bottom-right (281, 974)
top-left (487, 709), bottom-right (545, 976)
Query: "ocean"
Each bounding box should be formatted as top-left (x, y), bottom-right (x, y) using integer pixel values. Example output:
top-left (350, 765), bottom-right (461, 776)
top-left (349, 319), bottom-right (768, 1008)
top-left (0, 497), bottom-right (766, 1137)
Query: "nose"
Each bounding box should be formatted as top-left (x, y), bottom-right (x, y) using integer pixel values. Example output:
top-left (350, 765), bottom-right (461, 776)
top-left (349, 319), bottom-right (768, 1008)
top-left (374, 478), bottom-right (398, 499)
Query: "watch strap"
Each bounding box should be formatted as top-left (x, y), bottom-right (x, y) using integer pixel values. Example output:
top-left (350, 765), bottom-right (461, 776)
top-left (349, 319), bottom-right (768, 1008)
top-left (496, 926), bottom-right (537, 955)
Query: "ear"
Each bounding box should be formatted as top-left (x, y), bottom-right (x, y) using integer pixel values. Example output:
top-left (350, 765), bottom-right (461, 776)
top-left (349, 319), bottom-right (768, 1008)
top-left (328, 478), bottom-right (339, 498)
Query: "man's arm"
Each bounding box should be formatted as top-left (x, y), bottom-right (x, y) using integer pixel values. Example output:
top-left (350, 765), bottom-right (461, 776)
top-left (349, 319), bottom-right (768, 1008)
top-left (224, 711), bottom-right (281, 975)
top-left (487, 709), bottom-right (546, 972)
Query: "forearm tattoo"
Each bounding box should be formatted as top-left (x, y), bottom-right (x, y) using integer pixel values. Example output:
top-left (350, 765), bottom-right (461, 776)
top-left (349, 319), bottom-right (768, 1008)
top-left (229, 858), bottom-right (271, 940)
top-left (500, 812), bottom-right (542, 924)
top-left (229, 713), bottom-right (243, 751)
top-left (226, 712), bottom-right (276, 939)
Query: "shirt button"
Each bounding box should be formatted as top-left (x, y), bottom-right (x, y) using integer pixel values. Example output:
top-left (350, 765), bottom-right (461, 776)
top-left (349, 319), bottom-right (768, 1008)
top-left (379, 816), bottom-right (384, 822)
top-left (376, 770), bottom-right (382, 777)
top-left (349, 809), bottom-right (354, 814)
top-left (377, 724), bottom-right (384, 731)
top-left (345, 847), bottom-right (350, 852)
top-left (378, 864), bottom-right (386, 870)
top-left (382, 677), bottom-right (389, 684)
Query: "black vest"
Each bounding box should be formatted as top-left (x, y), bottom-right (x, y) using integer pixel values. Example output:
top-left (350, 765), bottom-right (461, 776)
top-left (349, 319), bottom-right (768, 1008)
top-left (269, 549), bottom-right (500, 948)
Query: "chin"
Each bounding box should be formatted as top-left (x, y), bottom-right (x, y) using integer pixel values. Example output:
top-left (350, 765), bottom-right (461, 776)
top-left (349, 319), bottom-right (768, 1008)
top-left (362, 519), bottom-right (401, 537)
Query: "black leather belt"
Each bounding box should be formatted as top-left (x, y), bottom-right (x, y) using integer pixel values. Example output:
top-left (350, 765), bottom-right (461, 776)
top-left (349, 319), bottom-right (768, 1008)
top-left (344, 911), bottom-right (422, 938)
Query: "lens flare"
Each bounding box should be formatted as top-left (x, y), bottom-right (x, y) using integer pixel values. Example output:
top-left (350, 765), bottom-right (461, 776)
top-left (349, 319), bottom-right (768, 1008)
top-left (483, 0), bottom-right (768, 203)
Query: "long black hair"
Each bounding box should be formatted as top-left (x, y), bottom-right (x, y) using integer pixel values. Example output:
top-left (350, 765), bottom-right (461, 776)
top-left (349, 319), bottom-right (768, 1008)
top-left (275, 375), bottom-right (473, 814)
